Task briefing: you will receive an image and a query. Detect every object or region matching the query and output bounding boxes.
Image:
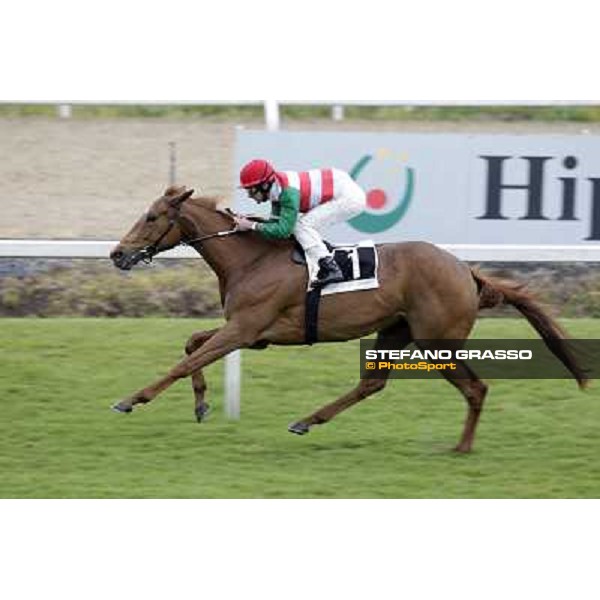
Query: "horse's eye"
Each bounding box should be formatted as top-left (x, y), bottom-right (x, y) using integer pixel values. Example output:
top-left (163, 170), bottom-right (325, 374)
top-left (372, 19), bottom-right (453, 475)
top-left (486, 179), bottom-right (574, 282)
top-left (146, 213), bottom-right (158, 223)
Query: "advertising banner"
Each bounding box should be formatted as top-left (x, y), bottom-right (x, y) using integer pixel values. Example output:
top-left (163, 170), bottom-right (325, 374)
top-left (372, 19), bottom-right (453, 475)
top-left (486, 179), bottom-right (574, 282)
top-left (234, 131), bottom-right (600, 245)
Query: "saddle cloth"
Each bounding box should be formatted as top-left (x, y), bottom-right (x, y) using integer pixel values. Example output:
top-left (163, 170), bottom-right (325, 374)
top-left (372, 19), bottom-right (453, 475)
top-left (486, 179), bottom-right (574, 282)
top-left (304, 240), bottom-right (380, 295)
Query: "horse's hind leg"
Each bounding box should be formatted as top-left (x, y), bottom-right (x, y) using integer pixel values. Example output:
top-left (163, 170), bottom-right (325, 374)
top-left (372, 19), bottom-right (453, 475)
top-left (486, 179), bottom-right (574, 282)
top-left (288, 320), bottom-right (411, 435)
top-left (400, 269), bottom-right (487, 452)
top-left (185, 328), bottom-right (220, 422)
top-left (416, 327), bottom-right (487, 452)
top-left (437, 360), bottom-right (488, 453)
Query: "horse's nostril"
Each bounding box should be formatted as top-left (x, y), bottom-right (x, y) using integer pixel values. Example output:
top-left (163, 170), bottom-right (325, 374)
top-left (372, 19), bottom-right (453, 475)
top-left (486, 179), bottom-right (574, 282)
top-left (111, 250), bottom-right (123, 261)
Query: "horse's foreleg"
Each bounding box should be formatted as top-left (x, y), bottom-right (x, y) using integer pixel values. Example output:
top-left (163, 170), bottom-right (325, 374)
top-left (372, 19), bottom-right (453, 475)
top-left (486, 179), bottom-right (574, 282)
top-left (112, 323), bottom-right (244, 414)
top-left (184, 329), bottom-right (220, 422)
top-left (288, 320), bottom-right (411, 435)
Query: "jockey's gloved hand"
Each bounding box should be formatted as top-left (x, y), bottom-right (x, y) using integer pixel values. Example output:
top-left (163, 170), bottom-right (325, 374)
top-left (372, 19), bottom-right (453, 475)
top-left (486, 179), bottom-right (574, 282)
top-left (234, 216), bottom-right (257, 232)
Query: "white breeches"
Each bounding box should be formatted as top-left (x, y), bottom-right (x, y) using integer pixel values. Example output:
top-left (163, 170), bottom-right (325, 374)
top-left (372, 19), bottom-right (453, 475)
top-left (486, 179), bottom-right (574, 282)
top-left (293, 173), bottom-right (366, 262)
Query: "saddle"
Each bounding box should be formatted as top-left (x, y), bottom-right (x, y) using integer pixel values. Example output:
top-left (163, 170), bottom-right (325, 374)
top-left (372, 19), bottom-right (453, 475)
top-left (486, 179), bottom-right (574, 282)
top-left (291, 238), bottom-right (380, 345)
top-left (291, 238), bottom-right (378, 289)
top-left (291, 240), bottom-right (336, 265)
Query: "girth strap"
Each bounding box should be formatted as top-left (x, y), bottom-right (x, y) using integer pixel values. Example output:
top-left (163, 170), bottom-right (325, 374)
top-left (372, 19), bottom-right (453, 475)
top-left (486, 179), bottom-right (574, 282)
top-left (305, 287), bottom-right (322, 345)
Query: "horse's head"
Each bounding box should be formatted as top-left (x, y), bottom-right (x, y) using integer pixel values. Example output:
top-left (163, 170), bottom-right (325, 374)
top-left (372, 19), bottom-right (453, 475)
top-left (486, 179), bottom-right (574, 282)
top-left (110, 186), bottom-right (194, 270)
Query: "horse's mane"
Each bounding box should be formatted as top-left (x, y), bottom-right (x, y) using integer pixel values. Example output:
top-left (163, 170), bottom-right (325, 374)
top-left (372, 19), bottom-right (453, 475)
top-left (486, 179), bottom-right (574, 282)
top-left (162, 185), bottom-right (227, 212)
top-left (190, 194), bottom-right (227, 212)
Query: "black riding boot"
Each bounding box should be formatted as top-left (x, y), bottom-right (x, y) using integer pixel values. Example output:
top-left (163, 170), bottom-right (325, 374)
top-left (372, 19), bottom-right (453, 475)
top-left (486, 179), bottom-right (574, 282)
top-left (313, 256), bottom-right (344, 288)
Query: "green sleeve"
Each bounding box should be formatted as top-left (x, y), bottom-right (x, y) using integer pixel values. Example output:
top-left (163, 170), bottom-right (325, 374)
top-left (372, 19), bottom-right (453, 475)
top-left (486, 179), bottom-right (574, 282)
top-left (255, 188), bottom-right (300, 239)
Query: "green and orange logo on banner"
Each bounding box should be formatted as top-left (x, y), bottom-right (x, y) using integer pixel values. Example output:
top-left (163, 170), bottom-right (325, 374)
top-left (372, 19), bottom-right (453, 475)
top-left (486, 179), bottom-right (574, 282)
top-left (348, 153), bottom-right (415, 233)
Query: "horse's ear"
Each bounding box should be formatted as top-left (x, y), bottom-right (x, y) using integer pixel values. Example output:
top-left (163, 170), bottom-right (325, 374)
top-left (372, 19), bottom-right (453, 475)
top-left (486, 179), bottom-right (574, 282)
top-left (170, 189), bottom-right (194, 207)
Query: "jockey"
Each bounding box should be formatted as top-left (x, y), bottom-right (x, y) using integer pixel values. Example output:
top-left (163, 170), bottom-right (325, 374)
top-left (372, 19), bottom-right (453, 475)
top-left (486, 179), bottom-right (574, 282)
top-left (235, 159), bottom-right (367, 288)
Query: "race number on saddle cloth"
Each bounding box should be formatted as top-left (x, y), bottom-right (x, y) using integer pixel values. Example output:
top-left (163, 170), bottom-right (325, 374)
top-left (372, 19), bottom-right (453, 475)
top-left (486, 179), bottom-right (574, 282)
top-left (301, 240), bottom-right (380, 296)
top-left (237, 159), bottom-right (369, 289)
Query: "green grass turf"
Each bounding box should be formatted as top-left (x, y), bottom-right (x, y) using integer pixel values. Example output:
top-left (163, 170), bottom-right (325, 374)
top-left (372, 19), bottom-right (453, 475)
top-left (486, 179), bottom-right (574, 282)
top-left (1, 318), bottom-right (599, 498)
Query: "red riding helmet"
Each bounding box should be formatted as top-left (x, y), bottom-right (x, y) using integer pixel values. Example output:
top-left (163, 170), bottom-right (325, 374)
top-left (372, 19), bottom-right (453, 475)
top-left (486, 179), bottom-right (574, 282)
top-left (239, 159), bottom-right (276, 188)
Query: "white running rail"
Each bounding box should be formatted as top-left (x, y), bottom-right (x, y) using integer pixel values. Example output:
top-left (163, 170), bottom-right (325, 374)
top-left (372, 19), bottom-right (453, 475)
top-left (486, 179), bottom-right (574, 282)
top-left (2, 240), bottom-right (600, 261)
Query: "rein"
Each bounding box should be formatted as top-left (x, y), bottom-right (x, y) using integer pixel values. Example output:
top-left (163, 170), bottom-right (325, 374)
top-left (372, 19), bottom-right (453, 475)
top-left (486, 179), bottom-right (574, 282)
top-left (138, 206), bottom-right (239, 264)
top-left (183, 226), bottom-right (239, 246)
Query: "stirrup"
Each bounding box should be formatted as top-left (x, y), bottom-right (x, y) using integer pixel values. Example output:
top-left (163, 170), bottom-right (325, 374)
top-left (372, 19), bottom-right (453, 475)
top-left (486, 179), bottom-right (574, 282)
top-left (312, 267), bottom-right (344, 289)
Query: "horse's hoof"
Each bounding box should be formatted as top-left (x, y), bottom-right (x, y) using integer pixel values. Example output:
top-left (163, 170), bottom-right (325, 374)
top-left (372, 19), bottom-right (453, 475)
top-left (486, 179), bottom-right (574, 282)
top-left (195, 404), bottom-right (211, 423)
top-left (288, 422), bottom-right (310, 435)
top-left (453, 444), bottom-right (471, 454)
top-left (111, 403), bottom-right (132, 414)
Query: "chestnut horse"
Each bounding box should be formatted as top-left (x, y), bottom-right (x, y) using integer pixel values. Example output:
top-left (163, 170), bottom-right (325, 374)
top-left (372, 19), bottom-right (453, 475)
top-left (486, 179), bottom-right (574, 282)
top-left (109, 186), bottom-right (587, 452)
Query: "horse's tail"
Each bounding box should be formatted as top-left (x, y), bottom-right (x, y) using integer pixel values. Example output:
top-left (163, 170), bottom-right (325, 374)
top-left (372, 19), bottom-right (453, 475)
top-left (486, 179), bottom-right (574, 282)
top-left (471, 268), bottom-right (589, 389)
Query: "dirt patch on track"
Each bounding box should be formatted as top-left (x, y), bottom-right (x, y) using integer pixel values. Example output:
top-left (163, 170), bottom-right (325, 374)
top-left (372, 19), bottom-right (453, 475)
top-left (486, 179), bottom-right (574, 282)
top-left (1, 118), bottom-right (241, 238)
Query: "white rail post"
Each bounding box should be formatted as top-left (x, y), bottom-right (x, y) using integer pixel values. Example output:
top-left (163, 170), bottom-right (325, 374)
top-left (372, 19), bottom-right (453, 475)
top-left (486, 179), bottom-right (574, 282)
top-left (264, 100), bottom-right (280, 131)
top-left (57, 104), bottom-right (72, 118)
top-left (224, 350), bottom-right (241, 419)
top-left (332, 104), bottom-right (344, 121)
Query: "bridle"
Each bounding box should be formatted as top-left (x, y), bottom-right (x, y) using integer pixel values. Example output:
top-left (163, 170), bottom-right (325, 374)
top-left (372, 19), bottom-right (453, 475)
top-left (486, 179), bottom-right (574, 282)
top-left (138, 202), bottom-right (239, 264)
